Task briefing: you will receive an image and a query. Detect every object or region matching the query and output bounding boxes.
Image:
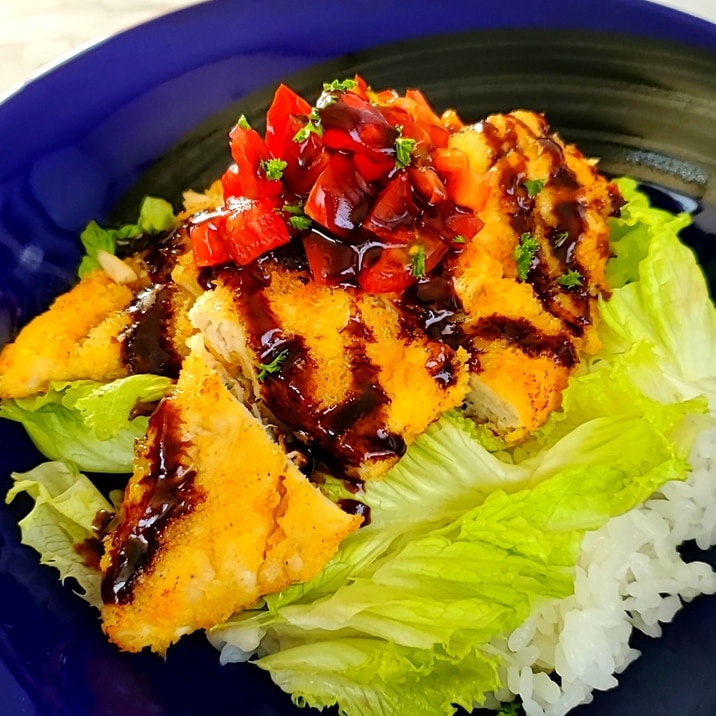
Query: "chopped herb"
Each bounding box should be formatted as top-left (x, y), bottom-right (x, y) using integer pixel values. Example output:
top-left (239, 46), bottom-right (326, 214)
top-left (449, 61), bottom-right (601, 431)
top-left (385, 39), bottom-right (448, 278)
top-left (557, 269), bottom-right (583, 287)
top-left (280, 202), bottom-right (312, 230)
top-left (323, 78), bottom-right (358, 92)
top-left (410, 245), bottom-right (426, 278)
top-left (452, 234), bottom-right (467, 244)
top-left (524, 178), bottom-right (545, 197)
top-left (553, 230), bottom-right (570, 248)
top-left (281, 202), bottom-right (302, 215)
top-left (260, 158), bottom-right (287, 181)
top-left (293, 107), bottom-right (323, 143)
top-left (394, 128), bottom-right (416, 169)
top-left (513, 232), bottom-right (540, 281)
top-left (257, 349), bottom-right (289, 382)
top-left (237, 114), bottom-right (252, 130)
top-left (288, 215), bottom-right (313, 231)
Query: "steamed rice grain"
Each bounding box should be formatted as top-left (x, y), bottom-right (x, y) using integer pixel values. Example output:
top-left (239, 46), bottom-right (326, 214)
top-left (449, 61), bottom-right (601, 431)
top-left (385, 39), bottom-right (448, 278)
top-left (491, 425), bottom-right (716, 716)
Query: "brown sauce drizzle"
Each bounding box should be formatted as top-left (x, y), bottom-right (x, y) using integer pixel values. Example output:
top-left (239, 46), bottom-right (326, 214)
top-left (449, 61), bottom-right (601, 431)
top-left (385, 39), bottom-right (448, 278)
top-left (479, 116), bottom-right (594, 336)
top-left (472, 316), bottom-right (577, 368)
top-left (73, 509), bottom-right (116, 571)
top-left (219, 260), bottom-right (406, 474)
top-left (337, 498), bottom-right (372, 525)
top-left (120, 285), bottom-right (183, 378)
top-left (101, 400), bottom-right (202, 605)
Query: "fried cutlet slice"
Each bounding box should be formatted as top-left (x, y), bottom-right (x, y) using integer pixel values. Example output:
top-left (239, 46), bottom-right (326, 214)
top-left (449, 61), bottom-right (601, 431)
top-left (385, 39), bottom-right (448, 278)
top-left (191, 263), bottom-right (468, 480)
top-left (100, 337), bottom-right (360, 653)
top-left (447, 111), bottom-right (620, 437)
top-left (0, 270), bottom-right (135, 398)
top-left (0, 237), bottom-right (202, 399)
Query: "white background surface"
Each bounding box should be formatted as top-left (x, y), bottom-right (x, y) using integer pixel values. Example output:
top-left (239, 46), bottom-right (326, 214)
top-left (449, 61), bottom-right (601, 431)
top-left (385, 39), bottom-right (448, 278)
top-left (0, 0), bottom-right (715, 95)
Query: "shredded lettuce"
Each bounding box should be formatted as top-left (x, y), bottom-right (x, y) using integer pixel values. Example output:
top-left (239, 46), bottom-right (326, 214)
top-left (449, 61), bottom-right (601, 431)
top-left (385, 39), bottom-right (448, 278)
top-left (5, 461), bottom-right (112, 607)
top-left (78, 196), bottom-right (175, 277)
top-left (0, 374), bottom-right (172, 473)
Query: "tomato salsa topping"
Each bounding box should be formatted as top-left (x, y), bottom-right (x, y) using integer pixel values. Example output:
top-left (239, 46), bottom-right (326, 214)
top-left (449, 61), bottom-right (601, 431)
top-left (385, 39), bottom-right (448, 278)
top-left (189, 75), bottom-right (488, 294)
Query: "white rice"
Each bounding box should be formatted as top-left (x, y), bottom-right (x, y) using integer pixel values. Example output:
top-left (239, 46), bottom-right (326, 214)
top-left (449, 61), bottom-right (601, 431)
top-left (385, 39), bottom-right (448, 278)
top-left (487, 425), bottom-right (716, 716)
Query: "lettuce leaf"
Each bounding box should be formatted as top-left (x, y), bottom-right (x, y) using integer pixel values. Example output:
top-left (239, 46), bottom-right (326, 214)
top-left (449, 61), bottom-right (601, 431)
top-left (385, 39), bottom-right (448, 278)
top-left (5, 461), bottom-right (112, 607)
top-left (0, 374), bottom-right (172, 472)
top-left (211, 369), bottom-right (702, 714)
top-left (599, 178), bottom-right (716, 409)
top-left (78, 196), bottom-right (175, 277)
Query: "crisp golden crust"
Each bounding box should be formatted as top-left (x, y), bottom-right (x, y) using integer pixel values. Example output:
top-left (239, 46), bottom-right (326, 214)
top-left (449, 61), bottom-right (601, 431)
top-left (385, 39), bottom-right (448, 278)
top-left (448, 111), bottom-right (618, 434)
top-left (0, 270), bottom-right (134, 398)
top-left (100, 341), bottom-right (360, 653)
top-left (192, 264), bottom-right (468, 480)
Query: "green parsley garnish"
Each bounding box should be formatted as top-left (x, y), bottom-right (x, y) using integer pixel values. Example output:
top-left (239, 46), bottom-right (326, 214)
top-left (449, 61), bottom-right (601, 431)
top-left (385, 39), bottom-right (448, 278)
top-left (394, 129), bottom-right (416, 170)
top-left (524, 178), bottom-right (545, 197)
top-left (452, 234), bottom-right (466, 244)
top-left (281, 202), bottom-right (312, 231)
top-left (260, 158), bottom-right (287, 181)
top-left (288, 215), bottom-right (312, 231)
top-left (257, 349), bottom-right (290, 382)
top-left (410, 245), bottom-right (426, 278)
top-left (496, 701), bottom-right (522, 716)
top-left (323, 78), bottom-right (358, 92)
top-left (237, 114), bottom-right (252, 130)
top-left (513, 232), bottom-right (540, 281)
top-left (557, 269), bottom-right (583, 287)
top-left (293, 107), bottom-right (323, 143)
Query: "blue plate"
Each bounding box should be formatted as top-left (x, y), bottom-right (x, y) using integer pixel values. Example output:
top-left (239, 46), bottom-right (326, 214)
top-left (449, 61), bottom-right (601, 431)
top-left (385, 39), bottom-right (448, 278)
top-left (2, 1), bottom-right (716, 715)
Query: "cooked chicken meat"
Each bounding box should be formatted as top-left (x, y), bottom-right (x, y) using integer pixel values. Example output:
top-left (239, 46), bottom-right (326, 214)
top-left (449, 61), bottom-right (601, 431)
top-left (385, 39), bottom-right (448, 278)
top-left (100, 338), bottom-right (361, 653)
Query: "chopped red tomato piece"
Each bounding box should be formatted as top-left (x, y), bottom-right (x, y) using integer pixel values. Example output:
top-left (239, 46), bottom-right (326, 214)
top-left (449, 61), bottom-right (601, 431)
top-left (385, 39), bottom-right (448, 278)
top-left (363, 173), bottom-right (419, 243)
top-left (265, 84), bottom-right (328, 195)
top-left (358, 232), bottom-right (449, 294)
top-left (189, 215), bottom-right (231, 268)
top-left (408, 166), bottom-right (448, 205)
top-left (227, 121), bottom-right (283, 200)
top-left (320, 93), bottom-right (398, 163)
top-left (358, 245), bottom-right (415, 294)
top-left (305, 153), bottom-right (374, 237)
top-left (223, 196), bottom-right (290, 265)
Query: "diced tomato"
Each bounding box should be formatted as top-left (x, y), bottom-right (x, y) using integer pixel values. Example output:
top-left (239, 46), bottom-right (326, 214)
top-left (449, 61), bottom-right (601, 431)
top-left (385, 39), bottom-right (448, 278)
top-left (264, 84), bottom-right (328, 195)
top-left (404, 89), bottom-right (451, 148)
top-left (227, 121), bottom-right (283, 200)
top-left (363, 173), bottom-right (419, 243)
top-left (432, 147), bottom-right (490, 212)
top-left (358, 245), bottom-right (415, 294)
top-left (350, 74), bottom-right (371, 101)
top-left (303, 230), bottom-right (359, 286)
top-left (320, 93), bottom-right (398, 163)
top-left (265, 83), bottom-right (312, 155)
top-left (305, 153), bottom-right (374, 237)
top-left (420, 201), bottom-right (484, 244)
top-left (358, 232), bottom-right (449, 294)
top-left (222, 196), bottom-right (290, 265)
top-left (408, 166), bottom-right (447, 205)
top-left (189, 215), bottom-right (231, 268)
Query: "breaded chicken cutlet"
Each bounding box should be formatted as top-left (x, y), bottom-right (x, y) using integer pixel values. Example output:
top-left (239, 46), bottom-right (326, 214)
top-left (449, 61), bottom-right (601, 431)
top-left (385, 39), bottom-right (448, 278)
top-left (100, 338), bottom-right (360, 653)
top-left (0, 76), bottom-right (622, 655)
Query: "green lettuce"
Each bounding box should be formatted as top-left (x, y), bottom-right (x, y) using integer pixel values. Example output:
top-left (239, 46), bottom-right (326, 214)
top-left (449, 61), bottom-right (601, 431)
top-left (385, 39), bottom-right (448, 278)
top-left (6, 461), bottom-right (113, 607)
top-left (0, 374), bottom-right (172, 472)
top-left (78, 196), bottom-right (175, 277)
top-left (211, 370), bottom-right (701, 715)
top-left (209, 181), bottom-right (714, 715)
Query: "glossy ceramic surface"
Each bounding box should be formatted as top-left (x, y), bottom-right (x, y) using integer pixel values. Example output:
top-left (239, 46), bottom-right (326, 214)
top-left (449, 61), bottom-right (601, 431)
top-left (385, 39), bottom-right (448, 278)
top-left (2, 1), bottom-right (716, 715)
